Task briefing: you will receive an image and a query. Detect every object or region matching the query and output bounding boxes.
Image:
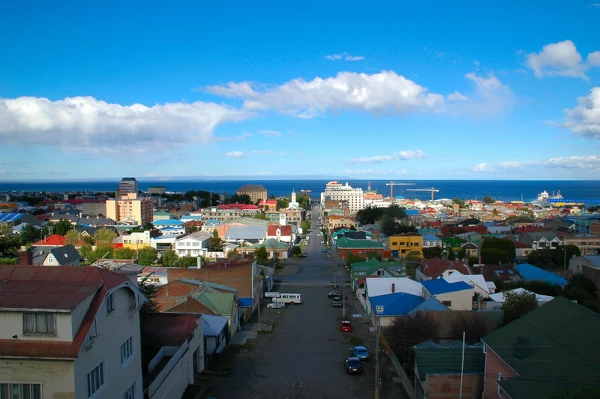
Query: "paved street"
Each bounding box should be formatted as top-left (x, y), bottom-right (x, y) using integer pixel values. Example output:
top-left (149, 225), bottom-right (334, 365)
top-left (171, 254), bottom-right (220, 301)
top-left (200, 209), bottom-right (407, 399)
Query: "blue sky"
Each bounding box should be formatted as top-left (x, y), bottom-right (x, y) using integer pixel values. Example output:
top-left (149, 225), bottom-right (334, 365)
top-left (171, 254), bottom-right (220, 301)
top-left (1, 1), bottom-right (599, 181)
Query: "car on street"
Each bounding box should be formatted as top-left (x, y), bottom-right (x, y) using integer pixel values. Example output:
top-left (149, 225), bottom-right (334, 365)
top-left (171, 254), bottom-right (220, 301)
top-left (344, 357), bottom-right (364, 374)
top-left (322, 248), bottom-right (327, 253)
top-left (332, 296), bottom-right (343, 307)
top-left (328, 291), bottom-right (342, 298)
top-left (349, 346), bottom-right (370, 361)
top-left (339, 320), bottom-right (353, 332)
top-left (266, 300), bottom-right (286, 309)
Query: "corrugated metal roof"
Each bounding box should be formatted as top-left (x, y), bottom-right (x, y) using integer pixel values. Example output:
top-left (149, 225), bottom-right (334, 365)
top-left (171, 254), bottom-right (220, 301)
top-left (0, 281), bottom-right (100, 311)
top-left (226, 225), bottom-right (267, 240)
top-left (0, 213), bottom-right (25, 223)
top-left (422, 279), bottom-right (472, 295)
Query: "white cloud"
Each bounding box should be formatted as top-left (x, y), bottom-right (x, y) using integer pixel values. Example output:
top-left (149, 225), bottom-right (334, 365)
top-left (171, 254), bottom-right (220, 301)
top-left (448, 91), bottom-right (468, 101)
top-left (325, 53), bottom-right (365, 61)
top-left (525, 40), bottom-right (600, 79)
top-left (225, 151), bottom-right (246, 158)
top-left (348, 155), bottom-right (394, 164)
top-left (560, 87), bottom-right (600, 140)
top-left (588, 51), bottom-right (600, 67)
top-left (348, 150), bottom-right (426, 164)
top-left (473, 156), bottom-right (600, 173)
top-left (0, 96), bottom-right (249, 154)
top-left (251, 150), bottom-right (272, 154)
top-left (395, 150), bottom-right (427, 160)
top-left (206, 71), bottom-right (444, 118)
top-left (257, 129), bottom-right (282, 137)
top-left (472, 163), bottom-right (491, 172)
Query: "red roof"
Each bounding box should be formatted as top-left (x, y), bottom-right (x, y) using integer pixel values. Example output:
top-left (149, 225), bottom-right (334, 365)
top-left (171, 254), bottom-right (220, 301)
top-left (267, 225), bottom-right (292, 236)
top-left (217, 204), bottom-right (259, 211)
top-left (34, 234), bottom-right (66, 247)
top-left (141, 313), bottom-right (198, 347)
top-left (0, 266), bottom-right (131, 359)
top-left (419, 258), bottom-right (471, 279)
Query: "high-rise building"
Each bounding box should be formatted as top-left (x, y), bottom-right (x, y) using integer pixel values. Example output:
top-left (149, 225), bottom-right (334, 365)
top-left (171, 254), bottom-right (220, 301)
top-left (119, 177), bottom-right (139, 195)
top-left (106, 192), bottom-right (153, 225)
top-left (320, 181), bottom-right (365, 214)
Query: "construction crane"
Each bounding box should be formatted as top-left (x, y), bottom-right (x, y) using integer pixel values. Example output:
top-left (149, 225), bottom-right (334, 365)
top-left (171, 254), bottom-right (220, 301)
top-left (385, 182), bottom-right (415, 198)
top-left (406, 187), bottom-right (440, 201)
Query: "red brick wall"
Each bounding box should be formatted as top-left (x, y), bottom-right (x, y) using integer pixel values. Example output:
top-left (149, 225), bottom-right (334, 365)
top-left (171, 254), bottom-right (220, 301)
top-left (483, 346), bottom-right (518, 398)
top-left (427, 374), bottom-right (483, 398)
top-left (168, 266), bottom-right (252, 296)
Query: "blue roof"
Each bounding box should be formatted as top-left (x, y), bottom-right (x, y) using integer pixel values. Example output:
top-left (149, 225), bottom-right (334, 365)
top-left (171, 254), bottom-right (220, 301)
top-left (422, 234), bottom-right (441, 242)
top-left (160, 227), bottom-right (185, 231)
top-left (238, 297), bottom-right (254, 307)
top-left (405, 209), bottom-right (420, 216)
top-left (370, 293), bottom-right (424, 316)
top-left (422, 279), bottom-right (472, 295)
top-left (204, 219), bottom-right (220, 226)
top-left (153, 219), bottom-right (184, 226)
top-left (0, 213), bottom-right (25, 223)
top-left (515, 263), bottom-right (568, 286)
top-left (409, 297), bottom-right (449, 316)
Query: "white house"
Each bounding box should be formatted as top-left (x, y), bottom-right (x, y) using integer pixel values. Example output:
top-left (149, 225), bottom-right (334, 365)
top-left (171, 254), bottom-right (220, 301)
top-left (0, 265), bottom-right (147, 399)
top-left (421, 278), bottom-right (474, 310)
top-left (443, 272), bottom-right (492, 298)
top-left (202, 314), bottom-right (229, 358)
top-left (175, 231), bottom-right (212, 257)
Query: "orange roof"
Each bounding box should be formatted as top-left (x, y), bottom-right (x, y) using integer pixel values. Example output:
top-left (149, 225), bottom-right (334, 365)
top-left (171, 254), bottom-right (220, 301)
top-left (34, 234), bottom-right (66, 247)
top-left (267, 225), bottom-right (292, 236)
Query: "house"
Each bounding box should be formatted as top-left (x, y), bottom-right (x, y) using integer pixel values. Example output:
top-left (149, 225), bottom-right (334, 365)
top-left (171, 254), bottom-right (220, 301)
top-left (474, 263), bottom-right (521, 285)
top-left (334, 237), bottom-right (387, 260)
top-left (443, 272), bottom-right (493, 298)
top-left (0, 265), bottom-right (147, 399)
top-left (562, 233), bottom-right (600, 256)
top-left (49, 213), bottom-right (80, 225)
top-left (422, 234), bottom-right (442, 249)
top-left (421, 279), bottom-right (474, 310)
top-left (388, 233), bottom-right (423, 258)
top-left (175, 231), bottom-right (212, 257)
top-left (121, 230), bottom-right (153, 250)
top-left (153, 219), bottom-right (185, 230)
top-left (515, 263), bottom-right (568, 286)
top-left (363, 277), bottom-right (424, 312)
top-left (416, 258), bottom-right (472, 282)
top-left (140, 313), bottom-right (204, 399)
top-left (413, 340), bottom-right (485, 399)
top-left (349, 258), bottom-right (406, 289)
top-left (488, 288), bottom-right (554, 308)
top-left (245, 239), bottom-right (290, 259)
top-left (225, 225), bottom-right (267, 244)
top-left (481, 297), bottom-right (600, 398)
top-left (42, 245), bottom-right (81, 266)
top-left (77, 216), bottom-right (116, 227)
top-left (33, 234), bottom-right (66, 247)
top-left (407, 297), bottom-right (449, 318)
top-left (519, 232), bottom-right (562, 251)
top-left (367, 292), bottom-right (424, 326)
top-left (461, 242), bottom-right (479, 258)
top-left (202, 314), bottom-right (229, 363)
top-left (568, 256), bottom-right (600, 303)
top-left (266, 224), bottom-right (293, 243)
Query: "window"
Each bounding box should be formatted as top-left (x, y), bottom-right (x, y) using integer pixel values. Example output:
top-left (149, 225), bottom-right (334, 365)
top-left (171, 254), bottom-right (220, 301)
top-left (442, 301), bottom-right (452, 307)
top-left (85, 319), bottom-right (98, 345)
top-left (121, 336), bottom-right (134, 367)
top-left (497, 372), bottom-right (505, 396)
top-left (23, 313), bottom-right (55, 335)
top-left (123, 383), bottom-right (135, 399)
top-left (0, 383), bottom-right (42, 399)
top-left (106, 293), bottom-right (115, 314)
top-left (86, 361), bottom-right (105, 398)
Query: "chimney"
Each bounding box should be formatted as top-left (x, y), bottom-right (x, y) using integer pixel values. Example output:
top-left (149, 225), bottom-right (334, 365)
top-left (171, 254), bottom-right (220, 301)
top-left (391, 283), bottom-right (395, 293)
top-left (20, 251), bottom-right (33, 266)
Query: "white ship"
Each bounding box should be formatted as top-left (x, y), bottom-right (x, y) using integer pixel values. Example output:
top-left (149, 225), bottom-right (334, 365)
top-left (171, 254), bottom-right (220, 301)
top-left (536, 190), bottom-right (563, 202)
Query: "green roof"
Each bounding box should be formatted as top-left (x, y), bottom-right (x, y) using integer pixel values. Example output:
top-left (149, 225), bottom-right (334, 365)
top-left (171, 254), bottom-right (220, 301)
top-left (336, 237), bottom-right (384, 250)
top-left (194, 291), bottom-right (235, 315)
top-left (482, 297), bottom-right (600, 399)
top-left (414, 341), bottom-right (485, 378)
top-left (252, 238), bottom-right (289, 250)
top-left (350, 258), bottom-right (405, 278)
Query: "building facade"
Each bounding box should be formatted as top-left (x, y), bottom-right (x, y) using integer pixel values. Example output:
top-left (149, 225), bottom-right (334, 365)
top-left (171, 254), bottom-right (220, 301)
top-left (119, 177), bottom-right (139, 195)
top-left (320, 181), bottom-right (364, 214)
top-left (106, 193), bottom-right (154, 226)
top-left (236, 185), bottom-right (268, 203)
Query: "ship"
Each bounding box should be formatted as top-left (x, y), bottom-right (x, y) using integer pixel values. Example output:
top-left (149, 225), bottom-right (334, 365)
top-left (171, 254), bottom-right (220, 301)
top-left (536, 190), bottom-right (563, 202)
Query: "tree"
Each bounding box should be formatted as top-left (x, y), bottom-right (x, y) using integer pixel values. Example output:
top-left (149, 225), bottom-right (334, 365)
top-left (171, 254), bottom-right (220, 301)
top-left (65, 230), bottom-right (81, 246)
top-left (114, 247), bottom-right (135, 259)
top-left (255, 246), bottom-right (268, 264)
top-left (292, 246), bottom-right (302, 257)
top-left (95, 228), bottom-right (117, 246)
top-left (482, 237), bottom-right (516, 262)
top-left (301, 220), bottom-right (311, 233)
top-left (481, 248), bottom-right (510, 264)
top-left (387, 205), bottom-right (407, 219)
top-left (253, 213), bottom-right (268, 220)
top-left (277, 198), bottom-right (290, 209)
top-left (208, 230), bottom-right (222, 251)
top-left (137, 247), bottom-right (158, 266)
top-left (501, 290), bottom-right (538, 325)
top-left (138, 275), bottom-right (158, 321)
top-left (20, 224), bottom-right (43, 243)
top-left (143, 222), bottom-right (154, 230)
top-left (356, 206), bottom-right (385, 225)
top-left (54, 219), bottom-right (73, 236)
top-left (423, 246), bottom-right (443, 259)
top-left (452, 198), bottom-right (465, 208)
top-left (482, 195), bottom-right (495, 205)
top-left (162, 249), bottom-right (178, 267)
top-left (0, 235), bottom-right (20, 258)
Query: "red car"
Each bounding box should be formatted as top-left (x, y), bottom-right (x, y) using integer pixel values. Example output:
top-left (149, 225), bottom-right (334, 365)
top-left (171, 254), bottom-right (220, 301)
top-left (339, 320), bottom-right (353, 332)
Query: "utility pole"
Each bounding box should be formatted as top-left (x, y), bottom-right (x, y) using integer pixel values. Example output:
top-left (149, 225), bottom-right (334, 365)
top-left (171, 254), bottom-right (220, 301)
top-left (341, 270), bottom-right (346, 319)
top-left (374, 305), bottom-right (383, 399)
top-left (257, 293), bottom-right (262, 332)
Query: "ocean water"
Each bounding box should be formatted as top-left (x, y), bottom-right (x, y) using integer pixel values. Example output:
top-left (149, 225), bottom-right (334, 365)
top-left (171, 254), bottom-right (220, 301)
top-left (1, 179), bottom-right (600, 204)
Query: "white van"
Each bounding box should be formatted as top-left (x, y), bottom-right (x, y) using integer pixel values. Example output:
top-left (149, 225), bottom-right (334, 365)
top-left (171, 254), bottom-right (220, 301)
top-left (267, 298), bottom-right (286, 309)
top-left (279, 293), bottom-right (303, 305)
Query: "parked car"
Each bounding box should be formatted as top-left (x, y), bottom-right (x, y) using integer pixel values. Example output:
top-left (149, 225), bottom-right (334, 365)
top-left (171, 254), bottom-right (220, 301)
top-left (327, 291), bottom-right (341, 298)
top-left (322, 248), bottom-right (327, 253)
top-left (339, 320), bottom-right (353, 332)
top-left (349, 345), bottom-right (370, 361)
top-left (267, 299), bottom-right (286, 309)
top-left (344, 357), bottom-right (363, 374)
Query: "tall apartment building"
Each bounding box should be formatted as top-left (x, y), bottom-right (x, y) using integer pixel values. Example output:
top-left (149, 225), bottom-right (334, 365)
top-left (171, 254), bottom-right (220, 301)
top-left (320, 181), bottom-right (365, 214)
top-left (236, 184), bottom-right (268, 203)
top-left (119, 177), bottom-right (139, 195)
top-left (106, 192), bottom-right (153, 225)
